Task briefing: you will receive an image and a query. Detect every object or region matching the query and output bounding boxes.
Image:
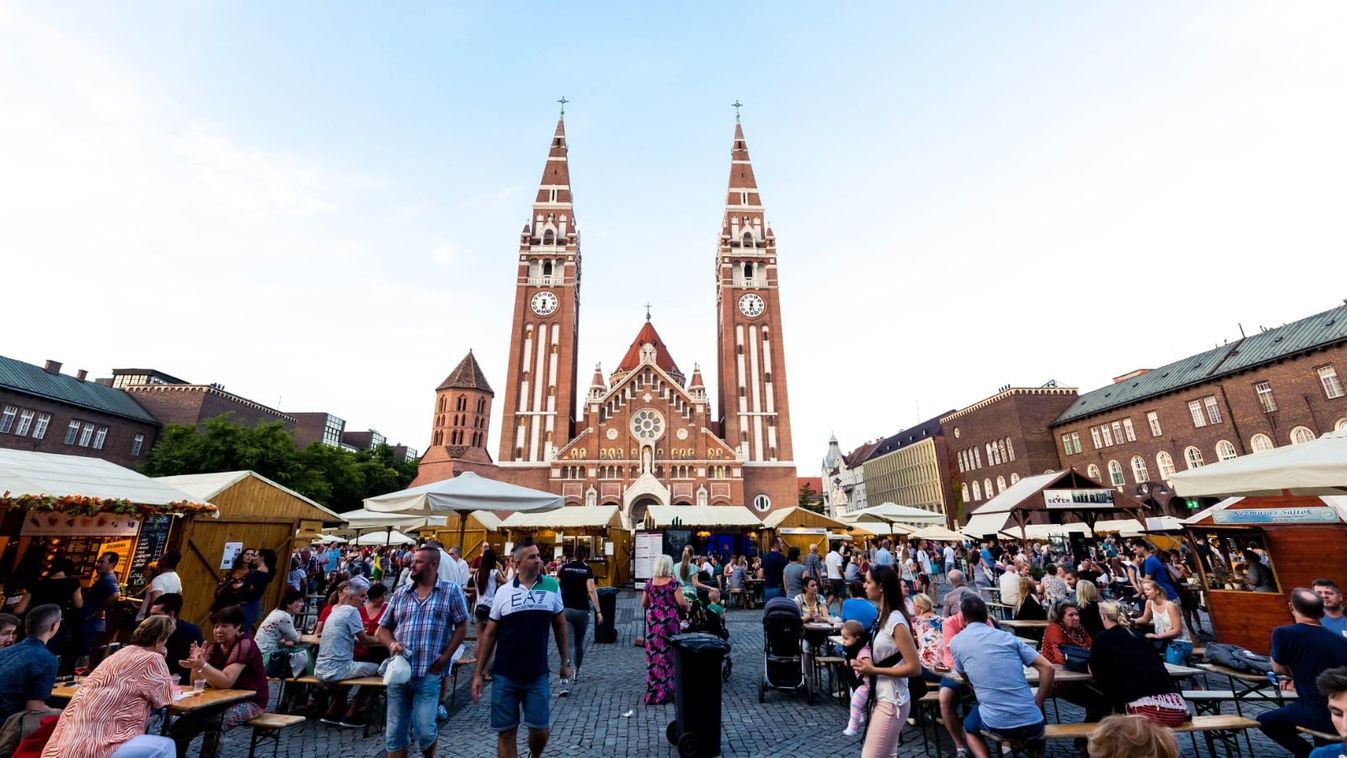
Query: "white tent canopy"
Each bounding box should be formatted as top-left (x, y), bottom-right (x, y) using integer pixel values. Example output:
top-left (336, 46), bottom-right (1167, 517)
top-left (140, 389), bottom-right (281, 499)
top-left (1171, 430), bottom-right (1347, 497)
top-left (364, 472), bottom-right (562, 515)
top-left (644, 505), bottom-right (764, 529)
top-left (313, 533), bottom-right (347, 544)
top-left (909, 525), bottom-right (969, 542)
top-left (842, 502), bottom-right (946, 528)
top-left (353, 529), bottom-right (415, 546)
top-left (502, 505), bottom-right (623, 530)
top-left (337, 508), bottom-right (447, 532)
top-left (0, 448), bottom-right (211, 508)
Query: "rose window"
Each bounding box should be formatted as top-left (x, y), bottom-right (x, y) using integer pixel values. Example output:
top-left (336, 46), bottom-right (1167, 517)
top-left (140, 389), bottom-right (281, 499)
top-left (630, 409), bottom-right (665, 442)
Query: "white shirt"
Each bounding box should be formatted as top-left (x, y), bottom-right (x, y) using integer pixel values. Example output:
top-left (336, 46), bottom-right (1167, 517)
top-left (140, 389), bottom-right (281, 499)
top-left (825, 550), bottom-right (843, 580)
top-left (437, 549), bottom-right (455, 584)
top-left (136, 570), bottom-right (182, 620)
top-left (999, 568), bottom-right (1021, 607)
top-left (872, 610), bottom-right (911, 706)
top-left (943, 546), bottom-right (955, 566)
top-left (445, 554), bottom-right (470, 588)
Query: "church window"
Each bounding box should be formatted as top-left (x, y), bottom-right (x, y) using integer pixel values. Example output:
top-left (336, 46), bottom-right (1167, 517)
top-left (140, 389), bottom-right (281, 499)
top-left (476, 397), bottom-right (485, 413)
top-left (457, 395), bottom-right (467, 411)
top-left (752, 494), bottom-right (771, 512)
top-left (740, 191), bottom-right (749, 205)
top-left (764, 372), bottom-right (772, 383)
top-left (738, 386), bottom-right (746, 397)
top-left (736, 345), bottom-right (743, 355)
top-left (433, 431), bottom-right (442, 445)
top-left (762, 328), bottom-right (770, 341)
top-left (542, 230), bottom-right (555, 246)
top-left (743, 262), bottom-right (753, 280)
top-left (742, 232), bottom-right (754, 248)
top-left (438, 396), bottom-right (446, 413)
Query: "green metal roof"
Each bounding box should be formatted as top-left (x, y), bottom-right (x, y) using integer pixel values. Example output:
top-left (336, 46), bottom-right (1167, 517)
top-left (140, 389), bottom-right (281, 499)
top-left (1055, 303), bottom-right (1347, 426)
top-left (0, 355), bottom-right (159, 424)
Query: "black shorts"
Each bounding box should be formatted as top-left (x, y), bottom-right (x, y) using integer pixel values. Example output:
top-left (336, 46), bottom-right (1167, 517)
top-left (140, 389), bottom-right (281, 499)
top-left (829, 578), bottom-right (846, 598)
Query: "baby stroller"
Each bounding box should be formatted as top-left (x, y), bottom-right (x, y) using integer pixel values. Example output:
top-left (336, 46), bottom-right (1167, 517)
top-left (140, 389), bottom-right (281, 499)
top-left (759, 596), bottom-right (812, 703)
top-left (682, 596), bottom-right (733, 681)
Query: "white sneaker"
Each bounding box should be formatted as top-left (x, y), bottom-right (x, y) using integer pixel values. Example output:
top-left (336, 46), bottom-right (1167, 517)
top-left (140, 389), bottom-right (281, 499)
top-left (558, 678), bottom-right (571, 697)
top-left (842, 726), bottom-right (859, 737)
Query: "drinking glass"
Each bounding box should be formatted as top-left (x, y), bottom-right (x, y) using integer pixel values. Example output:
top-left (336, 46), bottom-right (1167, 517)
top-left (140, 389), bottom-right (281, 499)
top-left (73, 656), bottom-right (90, 679)
top-left (193, 677), bottom-right (207, 695)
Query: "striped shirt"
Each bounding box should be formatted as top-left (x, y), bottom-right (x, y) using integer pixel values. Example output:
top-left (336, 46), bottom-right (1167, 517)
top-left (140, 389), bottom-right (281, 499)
top-left (42, 645), bottom-right (174, 758)
top-left (379, 579), bottom-right (468, 678)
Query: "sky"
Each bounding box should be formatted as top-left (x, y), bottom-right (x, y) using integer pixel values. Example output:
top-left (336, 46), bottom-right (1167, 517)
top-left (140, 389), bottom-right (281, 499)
top-left (3, 3), bottom-right (1346, 474)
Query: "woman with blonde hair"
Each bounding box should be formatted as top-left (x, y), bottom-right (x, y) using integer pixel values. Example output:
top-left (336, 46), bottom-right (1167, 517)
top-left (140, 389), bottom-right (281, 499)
top-left (642, 554), bottom-right (689, 704)
top-left (1014, 574), bottom-right (1046, 620)
top-left (1136, 578), bottom-right (1189, 660)
top-left (1089, 602), bottom-right (1188, 726)
top-left (1086, 714), bottom-right (1179, 758)
top-left (1076, 579), bottom-right (1104, 637)
top-left (43, 616), bottom-right (178, 757)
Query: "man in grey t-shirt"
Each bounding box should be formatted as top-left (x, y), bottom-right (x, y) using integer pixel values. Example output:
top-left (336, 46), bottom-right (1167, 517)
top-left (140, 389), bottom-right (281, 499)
top-left (315, 578), bottom-right (381, 727)
top-left (783, 546), bottom-right (807, 599)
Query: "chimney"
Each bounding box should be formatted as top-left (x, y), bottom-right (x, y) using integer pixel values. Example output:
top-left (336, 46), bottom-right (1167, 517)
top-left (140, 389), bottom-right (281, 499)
top-left (75, 369), bottom-right (87, 382)
top-left (43, 360), bottom-right (62, 374)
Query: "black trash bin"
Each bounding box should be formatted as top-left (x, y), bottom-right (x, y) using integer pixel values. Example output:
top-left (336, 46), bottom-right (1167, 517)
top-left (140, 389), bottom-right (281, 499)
top-left (666, 633), bottom-right (731, 758)
top-left (595, 587), bottom-right (619, 643)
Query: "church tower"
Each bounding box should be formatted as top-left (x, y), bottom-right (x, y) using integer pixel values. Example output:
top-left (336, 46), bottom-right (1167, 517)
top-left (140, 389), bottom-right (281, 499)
top-left (714, 116), bottom-right (797, 511)
top-left (497, 114), bottom-right (583, 467)
top-left (411, 350), bottom-right (497, 485)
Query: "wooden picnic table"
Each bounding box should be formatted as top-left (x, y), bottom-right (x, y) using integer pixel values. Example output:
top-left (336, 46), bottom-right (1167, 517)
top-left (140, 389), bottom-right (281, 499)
top-left (51, 683), bottom-right (257, 735)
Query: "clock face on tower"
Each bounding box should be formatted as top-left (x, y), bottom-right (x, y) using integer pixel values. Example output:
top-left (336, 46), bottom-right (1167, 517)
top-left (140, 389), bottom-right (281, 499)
top-left (530, 290), bottom-right (558, 317)
top-left (738, 293), bottom-right (765, 318)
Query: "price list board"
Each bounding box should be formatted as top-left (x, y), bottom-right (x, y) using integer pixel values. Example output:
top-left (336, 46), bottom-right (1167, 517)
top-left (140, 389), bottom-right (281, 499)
top-left (127, 515), bottom-right (173, 590)
top-left (38, 535), bottom-right (104, 581)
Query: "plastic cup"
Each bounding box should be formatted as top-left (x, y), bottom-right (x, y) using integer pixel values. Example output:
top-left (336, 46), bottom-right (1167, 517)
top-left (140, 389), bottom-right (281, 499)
top-left (193, 678), bottom-right (206, 695)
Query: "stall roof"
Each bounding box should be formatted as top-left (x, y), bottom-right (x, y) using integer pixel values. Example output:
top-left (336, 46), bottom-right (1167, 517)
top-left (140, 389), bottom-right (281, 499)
top-left (762, 506), bottom-right (852, 530)
top-left (1171, 430), bottom-right (1347, 497)
top-left (961, 469), bottom-right (1145, 539)
top-left (1183, 496), bottom-right (1347, 525)
top-left (644, 505), bottom-right (763, 529)
top-left (0, 448), bottom-right (210, 507)
top-left (156, 471), bottom-right (338, 520)
top-left (336, 508), bottom-right (447, 531)
top-left (1090, 516), bottom-right (1185, 535)
top-left (502, 505), bottom-right (624, 530)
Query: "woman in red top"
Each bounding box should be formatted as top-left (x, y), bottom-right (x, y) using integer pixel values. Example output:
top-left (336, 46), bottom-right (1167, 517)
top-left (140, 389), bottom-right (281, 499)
top-left (170, 605), bottom-right (269, 756)
top-left (1042, 600), bottom-right (1092, 665)
top-left (353, 583), bottom-right (388, 663)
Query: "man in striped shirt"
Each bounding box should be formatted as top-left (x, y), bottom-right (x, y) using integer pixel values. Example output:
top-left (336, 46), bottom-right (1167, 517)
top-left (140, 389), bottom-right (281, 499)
top-left (377, 547), bottom-right (468, 758)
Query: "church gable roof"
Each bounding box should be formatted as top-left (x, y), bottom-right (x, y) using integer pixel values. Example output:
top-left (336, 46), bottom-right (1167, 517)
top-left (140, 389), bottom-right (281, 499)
top-left (616, 321), bottom-right (683, 380)
top-left (437, 351), bottom-right (494, 394)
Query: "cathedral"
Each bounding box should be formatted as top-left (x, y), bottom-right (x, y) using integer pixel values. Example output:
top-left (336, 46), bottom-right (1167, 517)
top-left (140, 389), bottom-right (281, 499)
top-left (414, 111), bottom-right (797, 525)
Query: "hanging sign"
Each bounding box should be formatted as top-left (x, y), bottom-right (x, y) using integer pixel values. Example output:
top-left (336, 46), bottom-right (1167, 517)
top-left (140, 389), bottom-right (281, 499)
top-left (220, 541), bottom-right (244, 570)
top-left (1213, 507), bottom-right (1340, 525)
top-left (22, 511), bottom-right (141, 537)
top-left (1044, 489), bottom-right (1115, 509)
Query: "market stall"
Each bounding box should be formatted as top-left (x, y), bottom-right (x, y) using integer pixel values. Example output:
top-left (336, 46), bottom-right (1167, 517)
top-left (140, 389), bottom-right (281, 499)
top-left (641, 505), bottom-right (764, 567)
top-left (500, 505), bottom-right (630, 586)
top-left (1172, 431), bottom-right (1347, 652)
top-left (154, 471), bottom-right (339, 626)
top-left (759, 507), bottom-right (864, 556)
top-left (960, 469), bottom-right (1147, 542)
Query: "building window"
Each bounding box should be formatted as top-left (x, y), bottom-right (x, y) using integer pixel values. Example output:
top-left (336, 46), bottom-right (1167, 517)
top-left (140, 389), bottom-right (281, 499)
top-left (92, 426), bottom-right (108, 450)
top-left (984, 478), bottom-right (993, 499)
top-left (1010, 473), bottom-right (1021, 484)
top-left (1203, 396), bottom-right (1222, 424)
top-left (1251, 433), bottom-right (1274, 452)
top-left (1216, 440), bottom-right (1238, 461)
top-left (972, 480), bottom-right (982, 500)
top-left (64, 420), bottom-right (81, 444)
top-left (974, 449), bottom-right (981, 468)
top-left (1188, 400), bottom-right (1207, 428)
top-left (1147, 411), bottom-right (1162, 437)
top-left (1337, 418), bottom-right (1347, 432)
top-left (1290, 426), bottom-right (1316, 445)
top-left (0, 406), bottom-right (15, 434)
top-left (1131, 455), bottom-right (1149, 483)
top-left (131, 433), bottom-right (145, 457)
top-left (1318, 365), bottom-right (1345, 399)
top-left (1184, 446), bottom-right (1204, 469)
top-left (14, 409), bottom-right (34, 436)
top-left (752, 494), bottom-right (771, 512)
top-left (1156, 451), bottom-right (1176, 479)
top-left (1255, 382), bottom-right (1277, 412)
top-left (78, 423), bottom-right (95, 447)
top-left (1108, 460), bottom-right (1125, 486)
top-left (1061, 434), bottom-right (1073, 455)
top-left (33, 414), bottom-right (50, 440)
top-left (1111, 422), bottom-right (1123, 446)
top-left (1087, 463), bottom-right (1101, 481)
top-left (1070, 432), bottom-right (1081, 455)
top-left (1122, 419), bottom-right (1136, 442)
top-left (1006, 438), bottom-right (1015, 461)
top-left (1090, 427), bottom-right (1102, 450)
top-left (961, 483), bottom-right (969, 502)
top-left (996, 475), bottom-right (1006, 493)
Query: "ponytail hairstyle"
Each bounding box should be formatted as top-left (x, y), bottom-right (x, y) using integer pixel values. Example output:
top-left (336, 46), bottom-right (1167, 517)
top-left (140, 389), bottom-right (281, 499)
top-left (678, 546), bottom-right (693, 582)
top-left (868, 564), bottom-right (912, 633)
top-left (1098, 601), bottom-right (1133, 630)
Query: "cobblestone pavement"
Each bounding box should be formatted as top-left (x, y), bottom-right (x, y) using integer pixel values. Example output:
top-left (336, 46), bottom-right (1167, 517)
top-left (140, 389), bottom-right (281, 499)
top-left (209, 589), bottom-right (1295, 757)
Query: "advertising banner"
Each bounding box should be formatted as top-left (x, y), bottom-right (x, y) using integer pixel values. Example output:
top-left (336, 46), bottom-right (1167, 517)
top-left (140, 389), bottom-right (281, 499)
top-left (22, 511), bottom-right (141, 537)
top-left (1044, 489), bottom-right (1116, 509)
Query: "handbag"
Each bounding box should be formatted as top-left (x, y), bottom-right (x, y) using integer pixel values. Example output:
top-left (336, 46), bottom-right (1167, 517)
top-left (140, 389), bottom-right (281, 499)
top-left (265, 650), bottom-right (291, 678)
top-left (1166, 639), bottom-right (1194, 666)
top-left (1059, 643), bottom-right (1091, 673)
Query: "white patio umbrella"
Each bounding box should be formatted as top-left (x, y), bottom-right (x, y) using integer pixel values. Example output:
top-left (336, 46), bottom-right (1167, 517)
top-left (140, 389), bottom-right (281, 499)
top-left (353, 529), bottom-right (414, 546)
top-left (843, 502), bottom-right (944, 540)
top-left (909, 524), bottom-right (969, 542)
top-left (313, 533), bottom-right (348, 544)
top-left (1171, 430), bottom-right (1347, 497)
top-left (363, 471), bottom-right (563, 551)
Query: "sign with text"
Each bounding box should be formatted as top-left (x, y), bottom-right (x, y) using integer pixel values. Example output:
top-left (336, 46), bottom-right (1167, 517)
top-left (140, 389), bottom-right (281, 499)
top-left (1043, 489), bottom-right (1116, 509)
top-left (634, 530), bottom-right (662, 581)
top-left (220, 541), bottom-right (244, 570)
top-left (22, 511), bottom-right (141, 537)
top-left (1212, 507), bottom-right (1341, 525)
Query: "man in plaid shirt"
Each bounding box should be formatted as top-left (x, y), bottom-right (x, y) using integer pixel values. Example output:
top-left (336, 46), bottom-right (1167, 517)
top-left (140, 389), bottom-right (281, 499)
top-left (376, 546), bottom-right (468, 757)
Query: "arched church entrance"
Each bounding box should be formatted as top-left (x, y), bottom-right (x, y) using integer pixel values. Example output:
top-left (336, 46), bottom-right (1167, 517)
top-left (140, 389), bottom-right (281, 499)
top-left (630, 497), bottom-right (659, 528)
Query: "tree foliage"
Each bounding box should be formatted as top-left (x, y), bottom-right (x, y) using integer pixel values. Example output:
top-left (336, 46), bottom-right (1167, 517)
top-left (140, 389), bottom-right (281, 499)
top-left (140, 415), bottom-right (418, 512)
top-left (798, 482), bottom-right (824, 514)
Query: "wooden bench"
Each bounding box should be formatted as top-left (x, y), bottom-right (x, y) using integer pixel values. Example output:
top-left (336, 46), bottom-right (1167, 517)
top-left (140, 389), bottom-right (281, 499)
top-left (271, 674), bottom-right (386, 737)
top-left (911, 690), bottom-right (946, 758)
top-left (1183, 688), bottom-right (1297, 715)
top-left (1045, 715), bottom-right (1260, 757)
top-left (246, 713), bottom-right (305, 758)
top-left (448, 657), bottom-right (476, 710)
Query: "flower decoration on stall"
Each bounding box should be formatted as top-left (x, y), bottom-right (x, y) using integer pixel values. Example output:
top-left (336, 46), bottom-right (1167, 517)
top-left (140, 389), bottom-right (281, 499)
top-left (0, 491), bottom-right (217, 517)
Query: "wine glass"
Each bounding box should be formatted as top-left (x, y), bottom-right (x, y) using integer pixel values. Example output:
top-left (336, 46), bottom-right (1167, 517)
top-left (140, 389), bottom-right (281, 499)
top-left (73, 655), bottom-right (90, 679)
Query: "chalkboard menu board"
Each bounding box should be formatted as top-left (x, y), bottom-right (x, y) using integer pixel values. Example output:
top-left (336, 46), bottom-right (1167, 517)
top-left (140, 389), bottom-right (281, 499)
top-left (127, 515), bottom-right (173, 590)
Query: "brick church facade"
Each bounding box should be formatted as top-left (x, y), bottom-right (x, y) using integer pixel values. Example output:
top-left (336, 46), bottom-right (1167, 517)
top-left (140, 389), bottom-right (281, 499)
top-left (415, 114), bottom-right (798, 522)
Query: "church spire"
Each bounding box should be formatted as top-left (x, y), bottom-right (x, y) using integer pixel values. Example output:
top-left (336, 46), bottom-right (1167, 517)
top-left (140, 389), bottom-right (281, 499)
top-left (721, 119), bottom-right (769, 251)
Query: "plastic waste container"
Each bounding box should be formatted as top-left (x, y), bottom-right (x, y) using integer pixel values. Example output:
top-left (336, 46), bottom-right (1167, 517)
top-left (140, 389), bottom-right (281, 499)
top-left (595, 587), bottom-right (619, 643)
top-left (666, 633), bottom-right (731, 758)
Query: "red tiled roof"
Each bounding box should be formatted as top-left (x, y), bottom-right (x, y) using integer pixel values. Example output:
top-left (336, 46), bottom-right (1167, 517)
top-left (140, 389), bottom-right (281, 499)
top-left (617, 321), bottom-right (682, 378)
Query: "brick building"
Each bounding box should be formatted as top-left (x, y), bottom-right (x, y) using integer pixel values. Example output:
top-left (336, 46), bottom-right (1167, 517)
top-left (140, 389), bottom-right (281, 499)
top-left (1050, 303), bottom-right (1347, 517)
top-left (412, 351), bottom-right (498, 485)
top-left (940, 386), bottom-right (1081, 523)
top-left (290, 412), bottom-right (347, 449)
top-left (0, 356), bottom-right (160, 467)
top-left (858, 415), bottom-right (958, 528)
top-left (110, 368), bottom-right (295, 430)
top-left (421, 113), bottom-right (799, 523)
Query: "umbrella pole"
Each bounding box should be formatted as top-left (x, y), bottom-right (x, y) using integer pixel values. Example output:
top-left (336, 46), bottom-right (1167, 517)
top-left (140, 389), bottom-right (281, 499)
top-left (385, 527), bottom-right (391, 548)
top-left (458, 510), bottom-right (468, 555)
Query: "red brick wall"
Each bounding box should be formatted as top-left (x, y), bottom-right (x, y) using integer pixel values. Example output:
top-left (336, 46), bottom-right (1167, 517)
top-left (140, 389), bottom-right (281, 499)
top-left (0, 390), bottom-right (159, 468)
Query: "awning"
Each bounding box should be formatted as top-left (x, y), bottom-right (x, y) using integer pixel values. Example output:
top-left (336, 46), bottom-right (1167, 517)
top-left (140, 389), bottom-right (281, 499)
top-left (502, 505), bottom-right (624, 530)
top-left (963, 511), bottom-right (1011, 538)
top-left (0, 448), bottom-right (214, 516)
top-left (909, 525), bottom-right (969, 542)
top-left (761, 506), bottom-right (853, 530)
top-left (644, 505), bottom-right (764, 529)
top-left (352, 529), bottom-right (415, 546)
top-left (1090, 516), bottom-right (1185, 535)
top-left (337, 508), bottom-right (447, 532)
top-left (1170, 430), bottom-right (1347, 497)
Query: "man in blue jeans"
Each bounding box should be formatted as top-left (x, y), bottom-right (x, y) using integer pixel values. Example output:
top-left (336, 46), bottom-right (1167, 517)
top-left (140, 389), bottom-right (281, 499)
top-left (376, 547), bottom-right (469, 758)
top-left (473, 543), bottom-right (569, 758)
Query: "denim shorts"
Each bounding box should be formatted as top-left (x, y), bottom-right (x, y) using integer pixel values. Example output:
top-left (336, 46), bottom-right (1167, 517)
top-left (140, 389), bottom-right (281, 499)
top-left (490, 672), bottom-right (550, 731)
top-left (385, 674), bottom-right (442, 753)
top-left (963, 705), bottom-right (1044, 743)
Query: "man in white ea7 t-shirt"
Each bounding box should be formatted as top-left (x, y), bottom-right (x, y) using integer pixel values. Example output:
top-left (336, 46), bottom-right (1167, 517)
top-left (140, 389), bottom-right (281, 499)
top-left (825, 542), bottom-right (845, 614)
top-left (136, 550), bottom-right (183, 621)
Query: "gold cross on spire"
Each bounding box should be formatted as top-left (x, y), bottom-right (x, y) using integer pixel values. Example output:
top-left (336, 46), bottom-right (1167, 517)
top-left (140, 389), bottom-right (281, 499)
top-left (731, 100), bottom-right (743, 122)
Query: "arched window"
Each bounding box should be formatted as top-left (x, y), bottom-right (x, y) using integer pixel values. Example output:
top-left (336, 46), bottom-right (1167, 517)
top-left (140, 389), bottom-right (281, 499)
top-left (437, 396), bottom-right (446, 413)
top-left (1216, 440), bottom-right (1238, 461)
top-left (742, 231), bottom-right (753, 248)
top-left (542, 229), bottom-right (555, 245)
top-left (986, 442), bottom-right (996, 465)
top-left (974, 449), bottom-right (981, 468)
top-left (1156, 451), bottom-right (1176, 480)
top-left (1336, 418), bottom-right (1347, 431)
top-left (961, 483), bottom-right (969, 503)
top-left (1087, 463), bottom-right (1101, 481)
top-left (1290, 426), bottom-right (1317, 445)
top-left (1006, 438), bottom-right (1015, 461)
top-left (1131, 455), bottom-right (1148, 483)
top-left (477, 397), bottom-right (485, 413)
top-left (1251, 433), bottom-right (1274, 452)
top-left (1184, 446), bottom-right (1204, 469)
top-left (983, 478), bottom-right (994, 499)
top-left (1108, 460), bottom-right (1125, 486)
top-left (1010, 473), bottom-right (1021, 484)
top-left (972, 480), bottom-right (982, 501)
top-left (433, 431), bottom-right (442, 445)
top-left (457, 395), bottom-right (467, 411)
top-left (996, 475), bottom-right (1006, 493)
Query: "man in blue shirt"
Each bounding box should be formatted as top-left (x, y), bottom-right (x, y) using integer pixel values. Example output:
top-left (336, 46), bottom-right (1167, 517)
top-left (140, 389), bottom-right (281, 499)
top-left (873, 539), bottom-right (893, 568)
top-left (761, 539), bottom-right (788, 601)
top-left (949, 594), bottom-right (1055, 758)
top-left (1132, 540), bottom-right (1178, 601)
top-left (1315, 579), bottom-right (1347, 639)
top-left (1259, 589), bottom-right (1347, 758)
top-left (0, 604), bottom-right (61, 721)
top-left (1309, 667), bottom-right (1347, 758)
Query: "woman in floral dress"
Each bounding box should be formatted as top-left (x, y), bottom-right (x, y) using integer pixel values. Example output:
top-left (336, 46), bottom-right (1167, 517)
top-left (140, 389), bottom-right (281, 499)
top-left (643, 554), bottom-right (689, 705)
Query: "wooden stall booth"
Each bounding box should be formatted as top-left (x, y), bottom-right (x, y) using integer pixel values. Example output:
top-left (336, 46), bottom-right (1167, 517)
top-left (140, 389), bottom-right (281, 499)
top-left (759, 507), bottom-right (866, 556)
top-left (429, 511), bottom-right (502, 562)
top-left (961, 468), bottom-right (1147, 543)
top-left (500, 505), bottom-right (631, 586)
top-left (154, 471), bottom-right (339, 627)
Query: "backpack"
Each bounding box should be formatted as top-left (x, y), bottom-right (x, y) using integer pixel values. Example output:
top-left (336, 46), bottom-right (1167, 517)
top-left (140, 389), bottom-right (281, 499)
top-left (1206, 642), bottom-right (1271, 674)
